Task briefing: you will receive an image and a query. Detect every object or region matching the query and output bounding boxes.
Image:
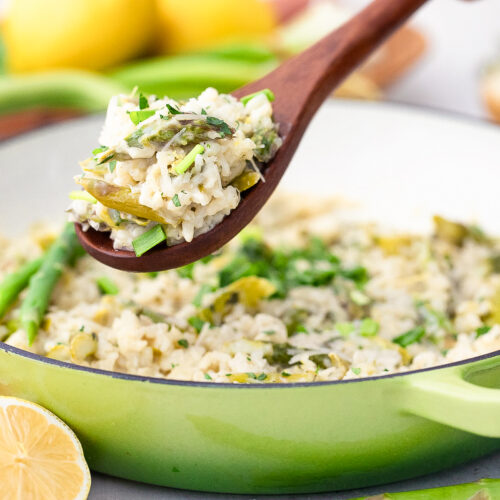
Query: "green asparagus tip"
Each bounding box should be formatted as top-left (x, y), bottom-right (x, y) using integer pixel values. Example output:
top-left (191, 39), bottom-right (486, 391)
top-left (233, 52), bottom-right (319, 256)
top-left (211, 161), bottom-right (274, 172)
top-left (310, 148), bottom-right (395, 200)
top-left (25, 321), bottom-right (38, 346)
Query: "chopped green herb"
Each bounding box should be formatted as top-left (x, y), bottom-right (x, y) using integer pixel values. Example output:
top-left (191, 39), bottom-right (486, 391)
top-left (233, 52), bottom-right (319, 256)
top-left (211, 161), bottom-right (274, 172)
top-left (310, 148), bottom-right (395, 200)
top-left (241, 88), bottom-right (275, 105)
top-left (172, 194), bottom-right (181, 207)
top-left (359, 318), bottom-right (379, 337)
top-left (92, 145), bottom-right (107, 156)
top-left (476, 325), bottom-right (492, 338)
top-left (166, 103), bottom-right (181, 115)
top-left (246, 356), bottom-right (251, 361)
top-left (108, 160), bottom-right (117, 173)
top-left (281, 371), bottom-right (291, 377)
top-left (393, 326), bottom-right (425, 347)
top-left (188, 316), bottom-right (205, 333)
top-left (335, 322), bottom-right (355, 336)
top-left (246, 372), bottom-right (257, 379)
top-left (204, 373), bottom-right (212, 380)
top-left (129, 110), bottom-right (155, 125)
top-left (175, 144), bottom-right (205, 175)
top-left (295, 324), bottom-right (308, 334)
top-left (96, 276), bottom-right (119, 295)
top-left (192, 284), bottom-right (213, 307)
top-left (264, 343), bottom-right (293, 367)
top-left (139, 93), bottom-right (148, 110)
top-left (309, 354), bottom-right (329, 369)
top-left (263, 330), bottom-right (275, 336)
top-left (351, 367), bottom-right (361, 375)
top-left (147, 272), bottom-right (159, 278)
top-left (79, 325), bottom-right (85, 332)
top-left (201, 108), bottom-right (207, 115)
top-left (257, 373), bottom-right (267, 381)
top-left (132, 225), bottom-right (166, 257)
top-left (205, 116), bottom-right (232, 137)
top-left (177, 339), bottom-right (188, 348)
top-left (68, 191), bottom-right (97, 204)
top-left (350, 289), bottom-right (370, 306)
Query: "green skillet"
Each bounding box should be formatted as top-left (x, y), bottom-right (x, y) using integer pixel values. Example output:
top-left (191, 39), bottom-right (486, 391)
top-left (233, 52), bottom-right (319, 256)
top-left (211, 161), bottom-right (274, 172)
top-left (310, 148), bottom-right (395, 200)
top-left (0, 101), bottom-right (499, 494)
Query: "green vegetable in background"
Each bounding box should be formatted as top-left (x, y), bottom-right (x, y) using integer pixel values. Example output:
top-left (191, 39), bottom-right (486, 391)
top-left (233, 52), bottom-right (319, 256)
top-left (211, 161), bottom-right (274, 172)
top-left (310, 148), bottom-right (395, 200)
top-left (0, 70), bottom-right (126, 114)
top-left (0, 43), bottom-right (279, 115)
top-left (20, 224), bottom-right (84, 344)
top-left (351, 478), bottom-right (500, 499)
top-left (0, 257), bottom-right (43, 320)
top-left (110, 55), bottom-right (277, 100)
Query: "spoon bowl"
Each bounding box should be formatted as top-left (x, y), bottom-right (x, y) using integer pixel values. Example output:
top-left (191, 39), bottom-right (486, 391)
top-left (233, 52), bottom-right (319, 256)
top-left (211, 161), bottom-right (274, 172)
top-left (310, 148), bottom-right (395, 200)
top-left (77, 0), bottom-right (428, 272)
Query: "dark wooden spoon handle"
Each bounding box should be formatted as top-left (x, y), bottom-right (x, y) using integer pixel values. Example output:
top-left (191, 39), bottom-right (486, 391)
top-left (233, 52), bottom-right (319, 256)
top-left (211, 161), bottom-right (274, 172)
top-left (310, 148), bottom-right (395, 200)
top-left (235, 0), bottom-right (428, 138)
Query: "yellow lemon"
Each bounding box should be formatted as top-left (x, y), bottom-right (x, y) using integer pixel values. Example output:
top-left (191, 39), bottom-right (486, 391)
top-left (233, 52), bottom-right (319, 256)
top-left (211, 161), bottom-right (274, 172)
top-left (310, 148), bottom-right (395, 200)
top-left (156, 0), bottom-right (276, 53)
top-left (3, 0), bottom-right (156, 73)
top-left (0, 396), bottom-right (91, 499)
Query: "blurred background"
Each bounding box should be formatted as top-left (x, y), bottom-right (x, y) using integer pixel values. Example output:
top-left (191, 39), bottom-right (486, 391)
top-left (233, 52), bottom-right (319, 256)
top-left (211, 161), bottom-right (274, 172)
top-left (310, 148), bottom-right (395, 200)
top-left (0, 0), bottom-right (498, 139)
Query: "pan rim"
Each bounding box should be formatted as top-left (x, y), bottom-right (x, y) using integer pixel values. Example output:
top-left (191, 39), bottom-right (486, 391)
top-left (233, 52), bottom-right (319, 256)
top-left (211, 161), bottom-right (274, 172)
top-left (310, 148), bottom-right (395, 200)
top-left (1, 340), bottom-right (498, 389)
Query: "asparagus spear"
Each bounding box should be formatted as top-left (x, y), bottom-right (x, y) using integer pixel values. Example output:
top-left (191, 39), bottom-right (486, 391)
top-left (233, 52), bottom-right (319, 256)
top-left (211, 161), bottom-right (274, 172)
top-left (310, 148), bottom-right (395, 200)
top-left (0, 257), bottom-right (43, 319)
top-left (353, 478), bottom-right (500, 499)
top-left (20, 223), bottom-right (83, 345)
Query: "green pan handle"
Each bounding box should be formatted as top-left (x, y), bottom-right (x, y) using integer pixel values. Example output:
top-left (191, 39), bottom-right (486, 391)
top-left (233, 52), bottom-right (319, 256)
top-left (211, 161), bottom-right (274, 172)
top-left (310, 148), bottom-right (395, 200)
top-left (401, 363), bottom-right (500, 438)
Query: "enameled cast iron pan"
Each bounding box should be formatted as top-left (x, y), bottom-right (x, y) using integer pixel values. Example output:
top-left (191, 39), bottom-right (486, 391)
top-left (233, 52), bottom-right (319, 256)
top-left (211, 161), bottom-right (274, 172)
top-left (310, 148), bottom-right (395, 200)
top-left (1, 101), bottom-right (499, 494)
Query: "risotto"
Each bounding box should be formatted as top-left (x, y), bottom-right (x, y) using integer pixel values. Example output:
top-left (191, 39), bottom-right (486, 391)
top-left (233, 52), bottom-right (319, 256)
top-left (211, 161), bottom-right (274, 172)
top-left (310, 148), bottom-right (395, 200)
top-left (2, 194), bottom-right (500, 383)
top-left (68, 88), bottom-right (281, 254)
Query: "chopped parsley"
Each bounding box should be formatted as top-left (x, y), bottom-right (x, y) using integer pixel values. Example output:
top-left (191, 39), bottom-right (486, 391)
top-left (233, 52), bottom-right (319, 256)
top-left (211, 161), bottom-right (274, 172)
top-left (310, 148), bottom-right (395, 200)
top-left (96, 276), bottom-right (119, 295)
top-left (204, 373), bottom-right (212, 380)
top-left (172, 194), bottom-right (181, 207)
top-left (206, 116), bottom-right (232, 138)
top-left (177, 339), bottom-right (189, 348)
top-left (188, 316), bottom-right (205, 333)
top-left (192, 284), bottom-right (213, 307)
top-left (393, 326), bottom-right (425, 347)
top-left (201, 108), bottom-right (207, 115)
top-left (281, 371), bottom-right (291, 377)
top-left (351, 367), bottom-right (361, 375)
top-left (129, 110), bottom-right (155, 125)
top-left (92, 145), bottom-right (108, 156)
top-left (359, 318), bottom-right (379, 337)
top-left (79, 325), bottom-right (85, 332)
top-left (108, 160), bottom-right (117, 173)
top-left (476, 325), bottom-right (492, 338)
top-left (335, 322), bottom-right (355, 336)
top-left (166, 103), bottom-right (181, 115)
top-left (139, 93), bottom-right (148, 110)
top-left (217, 237), bottom-right (368, 298)
top-left (263, 330), bottom-right (275, 336)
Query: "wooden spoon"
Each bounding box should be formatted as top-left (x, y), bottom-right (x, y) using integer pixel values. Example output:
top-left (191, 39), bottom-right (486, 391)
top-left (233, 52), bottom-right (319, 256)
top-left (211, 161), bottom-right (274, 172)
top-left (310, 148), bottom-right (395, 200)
top-left (76, 0), bottom-right (428, 272)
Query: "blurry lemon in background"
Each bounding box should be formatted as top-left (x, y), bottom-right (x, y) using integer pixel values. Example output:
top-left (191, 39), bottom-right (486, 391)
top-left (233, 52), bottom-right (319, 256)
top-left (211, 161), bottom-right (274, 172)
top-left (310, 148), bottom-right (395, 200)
top-left (156, 0), bottom-right (276, 54)
top-left (3, 0), bottom-right (157, 72)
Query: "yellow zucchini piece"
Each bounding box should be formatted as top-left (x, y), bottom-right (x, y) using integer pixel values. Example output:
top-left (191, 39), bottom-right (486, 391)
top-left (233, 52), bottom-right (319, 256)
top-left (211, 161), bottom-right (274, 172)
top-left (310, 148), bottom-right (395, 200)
top-left (77, 178), bottom-right (167, 224)
top-left (231, 170), bottom-right (260, 192)
top-left (433, 215), bottom-right (468, 245)
top-left (70, 333), bottom-right (98, 361)
top-left (225, 276), bottom-right (276, 308)
top-left (46, 344), bottom-right (71, 362)
top-left (375, 235), bottom-right (414, 255)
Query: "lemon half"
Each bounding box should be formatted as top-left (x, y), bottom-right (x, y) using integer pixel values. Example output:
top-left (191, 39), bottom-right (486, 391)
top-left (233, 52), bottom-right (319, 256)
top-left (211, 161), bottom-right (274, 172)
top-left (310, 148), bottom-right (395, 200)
top-left (0, 396), bottom-right (91, 500)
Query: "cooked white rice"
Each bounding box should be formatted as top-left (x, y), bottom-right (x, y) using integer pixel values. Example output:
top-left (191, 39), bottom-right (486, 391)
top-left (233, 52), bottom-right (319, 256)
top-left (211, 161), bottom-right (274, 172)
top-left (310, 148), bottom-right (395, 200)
top-left (68, 88), bottom-right (281, 250)
top-left (4, 194), bottom-right (500, 383)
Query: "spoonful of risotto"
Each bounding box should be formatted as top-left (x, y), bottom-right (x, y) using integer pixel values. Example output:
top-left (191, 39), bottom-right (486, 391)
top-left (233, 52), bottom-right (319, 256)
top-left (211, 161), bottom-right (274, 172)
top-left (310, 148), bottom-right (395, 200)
top-left (72, 0), bottom-right (428, 272)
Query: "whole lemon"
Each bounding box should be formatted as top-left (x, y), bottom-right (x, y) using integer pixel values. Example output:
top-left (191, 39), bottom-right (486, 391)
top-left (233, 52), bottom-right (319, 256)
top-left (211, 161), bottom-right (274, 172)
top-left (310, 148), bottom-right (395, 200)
top-left (156, 0), bottom-right (276, 54)
top-left (3, 0), bottom-right (157, 73)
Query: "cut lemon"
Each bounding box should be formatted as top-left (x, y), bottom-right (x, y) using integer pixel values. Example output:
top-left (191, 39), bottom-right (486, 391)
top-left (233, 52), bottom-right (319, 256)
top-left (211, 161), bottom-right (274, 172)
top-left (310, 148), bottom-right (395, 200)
top-left (0, 396), bottom-right (91, 500)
